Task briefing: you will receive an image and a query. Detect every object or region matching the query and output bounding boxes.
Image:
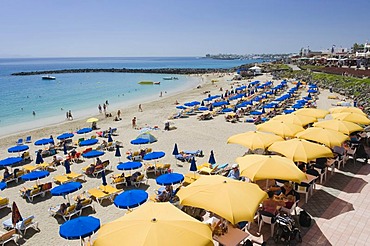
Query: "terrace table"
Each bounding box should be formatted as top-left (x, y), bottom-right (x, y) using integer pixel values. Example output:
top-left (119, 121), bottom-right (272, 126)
top-left (213, 224), bottom-right (249, 246)
top-left (301, 174), bottom-right (317, 184)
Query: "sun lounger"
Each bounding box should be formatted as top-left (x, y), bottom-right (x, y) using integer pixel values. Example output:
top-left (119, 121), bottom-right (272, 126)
top-left (0, 229), bottom-right (20, 245)
top-left (82, 160), bottom-right (110, 177)
top-left (16, 138), bottom-right (23, 145)
top-left (53, 172), bottom-right (85, 184)
top-left (111, 175), bottom-right (127, 187)
top-left (22, 151), bottom-right (32, 162)
top-left (0, 198), bottom-right (9, 211)
top-left (155, 163), bottom-right (171, 174)
top-left (131, 174), bottom-right (146, 188)
top-left (20, 182), bottom-right (52, 202)
top-left (183, 173), bottom-right (200, 186)
top-left (3, 215), bottom-right (39, 235)
top-left (88, 186), bottom-right (119, 204)
top-left (198, 164), bottom-right (219, 175)
top-left (3, 169), bottom-right (25, 184)
top-left (99, 185), bottom-right (122, 197)
top-left (25, 136), bottom-right (32, 143)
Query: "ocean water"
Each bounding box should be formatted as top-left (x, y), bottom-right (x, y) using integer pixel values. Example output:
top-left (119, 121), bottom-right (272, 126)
top-left (0, 57), bottom-right (257, 135)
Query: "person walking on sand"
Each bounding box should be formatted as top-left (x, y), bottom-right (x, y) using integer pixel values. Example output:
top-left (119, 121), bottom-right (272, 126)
top-left (68, 110), bottom-right (73, 120)
top-left (117, 109), bottom-right (121, 119)
top-left (103, 104), bottom-right (107, 113)
top-left (132, 117), bottom-right (137, 128)
top-left (138, 104), bottom-right (143, 112)
top-left (98, 104), bottom-right (102, 113)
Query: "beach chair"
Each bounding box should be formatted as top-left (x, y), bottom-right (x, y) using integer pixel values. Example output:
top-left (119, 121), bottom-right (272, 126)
top-left (16, 138), bottom-right (23, 145)
top-left (198, 164), bottom-right (219, 175)
top-left (53, 172), bottom-right (85, 184)
top-left (79, 198), bottom-right (95, 213)
top-left (0, 229), bottom-right (20, 245)
top-left (105, 142), bottom-right (114, 151)
top-left (111, 175), bottom-right (127, 187)
top-left (0, 198), bottom-right (9, 211)
top-left (87, 188), bottom-right (112, 204)
top-left (22, 151), bottom-right (32, 162)
top-left (25, 136), bottom-right (32, 143)
top-left (74, 138), bottom-right (85, 146)
top-left (63, 204), bottom-right (79, 221)
top-left (21, 182), bottom-right (52, 202)
top-left (131, 174), bottom-right (146, 188)
top-left (99, 185), bottom-right (122, 199)
top-left (155, 163), bottom-right (171, 174)
top-left (16, 216), bottom-right (39, 235)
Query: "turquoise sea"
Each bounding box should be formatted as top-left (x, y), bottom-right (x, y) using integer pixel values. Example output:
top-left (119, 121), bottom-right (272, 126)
top-left (0, 57), bottom-right (257, 135)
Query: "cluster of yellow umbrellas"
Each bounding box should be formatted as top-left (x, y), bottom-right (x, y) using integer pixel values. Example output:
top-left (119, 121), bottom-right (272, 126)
top-left (271, 113), bottom-right (317, 126)
top-left (256, 121), bottom-right (304, 138)
top-left (177, 175), bottom-right (267, 224)
top-left (313, 119), bottom-right (363, 135)
top-left (295, 127), bottom-right (349, 148)
top-left (331, 112), bottom-right (370, 125)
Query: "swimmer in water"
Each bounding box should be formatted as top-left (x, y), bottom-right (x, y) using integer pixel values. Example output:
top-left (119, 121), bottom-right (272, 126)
top-left (32, 111), bottom-right (36, 116)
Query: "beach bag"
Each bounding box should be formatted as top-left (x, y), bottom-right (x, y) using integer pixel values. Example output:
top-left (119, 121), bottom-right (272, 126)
top-left (299, 210), bottom-right (311, 227)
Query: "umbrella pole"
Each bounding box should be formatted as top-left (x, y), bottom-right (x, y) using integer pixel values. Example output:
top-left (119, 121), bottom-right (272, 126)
top-left (266, 179), bottom-right (269, 190)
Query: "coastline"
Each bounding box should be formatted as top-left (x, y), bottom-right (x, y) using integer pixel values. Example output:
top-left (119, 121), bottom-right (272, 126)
top-left (0, 71), bottom-right (354, 246)
top-left (0, 74), bottom-right (201, 138)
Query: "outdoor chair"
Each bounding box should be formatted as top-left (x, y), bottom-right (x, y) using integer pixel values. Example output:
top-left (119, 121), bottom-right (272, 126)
top-left (25, 136), bottom-right (32, 143)
top-left (53, 172), bottom-right (85, 184)
top-left (3, 215), bottom-right (39, 236)
top-left (111, 175), bottom-right (127, 187)
top-left (0, 229), bottom-right (20, 246)
top-left (131, 174), bottom-right (146, 187)
top-left (4, 169), bottom-right (25, 184)
top-left (258, 213), bottom-right (276, 237)
top-left (294, 183), bottom-right (311, 203)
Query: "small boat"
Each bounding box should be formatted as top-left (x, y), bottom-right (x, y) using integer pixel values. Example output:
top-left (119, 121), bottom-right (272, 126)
top-left (42, 75), bottom-right (56, 80)
top-left (138, 81), bottom-right (154, 85)
top-left (163, 77), bottom-right (179, 80)
top-left (154, 81), bottom-right (161, 85)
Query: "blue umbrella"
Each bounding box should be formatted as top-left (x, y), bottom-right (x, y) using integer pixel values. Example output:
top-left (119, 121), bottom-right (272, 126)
top-left (201, 101), bottom-right (205, 106)
top-left (198, 106), bottom-right (209, 111)
top-left (79, 139), bottom-right (98, 147)
top-left (156, 173), bottom-right (184, 185)
top-left (184, 102), bottom-right (196, 107)
top-left (213, 101), bottom-right (228, 107)
top-left (107, 134), bottom-right (113, 143)
top-left (130, 138), bottom-right (150, 145)
top-left (21, 170), bottom-right (50, 181)
top-left (82, 150), bottom-right (104, 159)
top-left (221, 108), bottom-right (233, 113)
top-left (117, 161), bottom-right (142, 171)
top-left (51, 182), bottom-right (82, 197)
top-left (176, 105), bottom-right (187, 110)
top-left (114, 190), bottom-right (148, 209)
top-left (35, 138), bottom-right (53, 146)
top-left (143, 151), bottom-right (165, 161)
top-left (36, 151), bottom-right (44, 164)
top-left (292, 104), bottom-right (303, 109)
top-left (64, 160), bottom-right (71, 174)
top-left (63, 143), bottom-right (67, 155)
top-left (115, 146), bottom-right (121, 158)
top-left (208, 150), bottom-right (216, 165)
top-left (0, 157), bottom-right (23, 167)
top-left (77, 128), bottom-right (92, 135)
top-left (0, 182), bottom-right (7, 191)
top-left (172, 143), bottom-right (179, 156)
top-left (8, 145), bottom-right (29, 153)
top-left (59, 216), bottom-right (100, 240)
top-left (101, 170), bottom-right (107, 186)
top-left (57, 133), bottom-right (74, 140)
top-left (190, 157), bottom-right (197, 172)
top-left (250, 111), bottom-right (263, 115)
top-left (307, 89), bottom-right (318, 93)
top-left (209, 104), bottom-right (213, 111)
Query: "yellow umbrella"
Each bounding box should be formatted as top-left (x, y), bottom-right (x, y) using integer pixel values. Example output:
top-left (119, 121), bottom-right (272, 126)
top-left (331, 112), bottom-right (370, 125)
top-left (268, 138), bottom-right (333, 163)
top-left (294, 108), bottom-right (329, 119)
top-left (227, 131), bottom-right (284, 150)
top-left (295, 127), bottom-right (349, 148)
top-left (235, 154), bottom-right (306, 183)
top-left (329, 106), bottom-right (366, 115)
top-left (256, 121), bottom-right (304, 138)
top-left (313, 119), bottom-right (363, 135)
top-left (177, 175), bottom-right (267, 224)
top-left (271, 113), bottom-right (317, 126)
top-left (86, 117), bottom-right (99, 123)
top-left (94, 202), bottom-right (213, 246)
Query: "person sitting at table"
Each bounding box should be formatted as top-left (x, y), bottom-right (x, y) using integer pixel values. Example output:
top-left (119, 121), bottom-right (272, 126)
top-left (279, 182), bottom-right (297, 201)
top-left (260, 191), bottom-right (285, 220)
top-left (283, 195), bottom-right (295, 209)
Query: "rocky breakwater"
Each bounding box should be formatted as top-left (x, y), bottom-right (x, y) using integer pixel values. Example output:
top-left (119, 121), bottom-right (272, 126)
top-left (315, 79), bottom-right (370, 116)
top-left (11, 68), bottom-right (232, 76)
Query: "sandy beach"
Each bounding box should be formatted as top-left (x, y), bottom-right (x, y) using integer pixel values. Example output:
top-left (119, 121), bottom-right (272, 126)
top-left (0, 72), bottom-right (350, 245)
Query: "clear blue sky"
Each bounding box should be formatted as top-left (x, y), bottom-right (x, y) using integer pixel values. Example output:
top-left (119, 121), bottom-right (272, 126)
top-left (1, 0), bottom-right (369, 57)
